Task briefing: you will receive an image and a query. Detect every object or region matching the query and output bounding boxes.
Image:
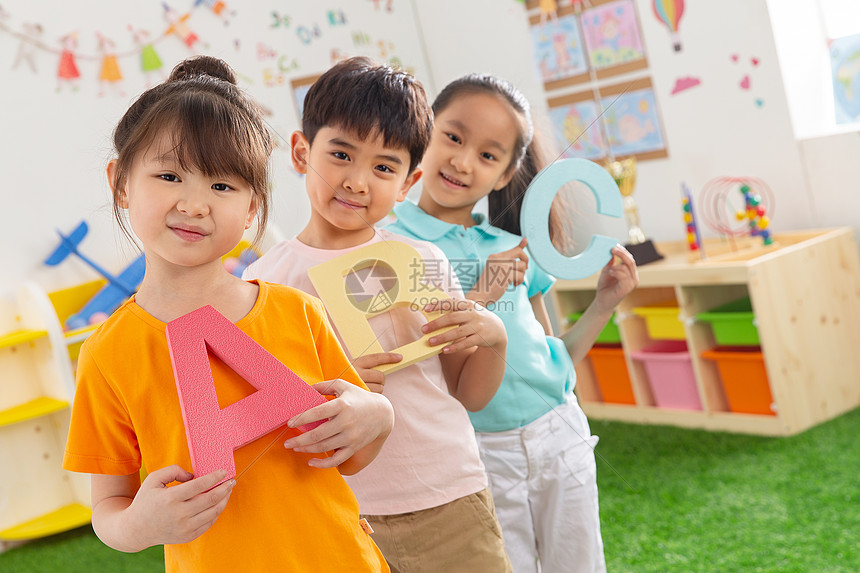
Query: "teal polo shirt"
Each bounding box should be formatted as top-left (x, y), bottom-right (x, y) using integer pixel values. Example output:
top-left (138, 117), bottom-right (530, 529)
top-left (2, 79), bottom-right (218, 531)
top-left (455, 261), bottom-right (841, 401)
top-left (384, 200), bottom-right (575, 432)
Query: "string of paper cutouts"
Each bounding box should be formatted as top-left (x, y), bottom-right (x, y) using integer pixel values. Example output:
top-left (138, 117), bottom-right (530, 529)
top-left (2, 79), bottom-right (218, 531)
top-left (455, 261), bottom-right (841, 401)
top-left (0, 1), bottom-right (232, 93)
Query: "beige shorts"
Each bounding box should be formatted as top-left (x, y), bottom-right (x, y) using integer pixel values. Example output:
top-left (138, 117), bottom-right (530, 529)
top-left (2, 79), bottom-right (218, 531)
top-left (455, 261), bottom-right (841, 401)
top-left (361, 488), bottom-right (512, 573)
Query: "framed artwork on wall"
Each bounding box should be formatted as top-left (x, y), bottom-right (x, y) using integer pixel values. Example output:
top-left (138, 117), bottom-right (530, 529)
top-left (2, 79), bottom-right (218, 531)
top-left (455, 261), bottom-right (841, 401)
top-left (600, 78), bottom-right (668, 160)
top-left (547, 90), bottom-right (608, 161)
top-left (523, 0), bottom-right (665, 162)
top-left (580, 0), bottom-right (648, 78)
top-left (529, 5), bottom-right (590, 91)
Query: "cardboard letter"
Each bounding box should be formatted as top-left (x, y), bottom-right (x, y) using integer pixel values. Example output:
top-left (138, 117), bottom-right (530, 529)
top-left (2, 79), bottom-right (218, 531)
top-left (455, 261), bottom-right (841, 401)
top-left (308, 241), bottom-right (456, 374)
top-left (165, 305), bottom-right (328, 479)
top-left (520, 158), bottom-right (623, 280)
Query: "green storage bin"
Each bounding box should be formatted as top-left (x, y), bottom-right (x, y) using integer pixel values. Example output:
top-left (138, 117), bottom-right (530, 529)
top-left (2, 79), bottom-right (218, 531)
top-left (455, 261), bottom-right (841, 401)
top-left (568, 311), bottom-right (621, 344)
top-left (696, 297), bottom-right (760, 346)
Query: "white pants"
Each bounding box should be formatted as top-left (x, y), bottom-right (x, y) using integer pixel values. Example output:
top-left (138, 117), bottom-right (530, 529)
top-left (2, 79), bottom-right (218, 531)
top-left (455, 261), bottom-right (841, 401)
top-left (475, 397), bottom-right (606, 573)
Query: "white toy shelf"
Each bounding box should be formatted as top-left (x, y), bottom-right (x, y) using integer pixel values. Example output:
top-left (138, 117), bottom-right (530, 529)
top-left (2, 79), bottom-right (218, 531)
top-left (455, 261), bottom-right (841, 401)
top-left (0, 281), bottom-right (100, 551)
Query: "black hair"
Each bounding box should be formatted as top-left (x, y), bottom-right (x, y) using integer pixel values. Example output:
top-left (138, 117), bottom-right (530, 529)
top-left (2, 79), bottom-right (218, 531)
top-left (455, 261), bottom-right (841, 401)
top-left (433, 74), bottom-right (569, 248)
top-left (301, 56), bottom-right (432, 173)
top-left (111, 55), bottom-right (273, 244)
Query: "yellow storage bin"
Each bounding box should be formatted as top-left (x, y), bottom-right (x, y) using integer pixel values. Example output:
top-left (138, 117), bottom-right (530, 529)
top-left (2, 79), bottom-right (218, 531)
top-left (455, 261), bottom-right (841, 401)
top-left (632, 301), bottom-right (685, 340)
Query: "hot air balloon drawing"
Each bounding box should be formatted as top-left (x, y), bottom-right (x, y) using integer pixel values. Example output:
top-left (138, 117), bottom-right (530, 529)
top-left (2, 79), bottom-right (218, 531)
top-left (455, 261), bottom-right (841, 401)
top-left (652, 0), bottom-right (685, 52)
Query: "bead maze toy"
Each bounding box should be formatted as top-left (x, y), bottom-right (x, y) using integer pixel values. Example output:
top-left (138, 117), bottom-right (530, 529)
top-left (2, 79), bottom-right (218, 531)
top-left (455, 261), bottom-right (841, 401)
top-left (681, 182), bottom-right (704, 259)
top-left (44, 221), bottom-right (145, 330)
top-left (735, 184), bottom-right (773, 245)
top-left (698, 176), bottom-right (776, 253)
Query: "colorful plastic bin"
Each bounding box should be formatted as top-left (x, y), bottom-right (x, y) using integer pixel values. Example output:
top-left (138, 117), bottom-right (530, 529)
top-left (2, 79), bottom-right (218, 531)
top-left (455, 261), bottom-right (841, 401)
top-left (588, 344), bottom-right (635, 404)
top-left (696, 298), bottom-right (760, 346)
top-left (632, 301), bottom-right (685, 340)
top-left (630, 340), bottom-right (702, 410)
top-left (701, 346), bottom-right (775, 415)
top-left (568, 312), bottom-right (621, 344)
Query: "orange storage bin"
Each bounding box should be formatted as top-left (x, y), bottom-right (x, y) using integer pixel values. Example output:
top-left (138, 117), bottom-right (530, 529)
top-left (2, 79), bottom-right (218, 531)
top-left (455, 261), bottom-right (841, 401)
top-left (588, 345), bottom-right (635, 405)
top-left (701, 346), bottom-right (775, 416)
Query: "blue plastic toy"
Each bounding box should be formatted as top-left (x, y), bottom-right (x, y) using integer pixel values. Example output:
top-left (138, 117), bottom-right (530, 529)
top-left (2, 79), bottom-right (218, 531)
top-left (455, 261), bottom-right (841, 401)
top-left (45, 221), bottom-right (146, 329)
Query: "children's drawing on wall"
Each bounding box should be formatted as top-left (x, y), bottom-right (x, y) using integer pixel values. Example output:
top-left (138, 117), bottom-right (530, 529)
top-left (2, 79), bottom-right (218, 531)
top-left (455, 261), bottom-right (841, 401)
top-left (12, 22), bottom-right (42, 73)
top-left (829, 34), bottom-right (860, 124)
top-left (548, 93), bottom-right (607, 160)
top-left (600, 81), bottom-right (667, 158)
top-left (56, 32), bottom-right (81, 92)
top-left (651, 0), bottom-right (684, 52)
top-left (581, 0), bottom-right (646, 72)
top-left (96, 32), bottom-right (124, 97)
top-left (530, 10), bottom-right (588, 85)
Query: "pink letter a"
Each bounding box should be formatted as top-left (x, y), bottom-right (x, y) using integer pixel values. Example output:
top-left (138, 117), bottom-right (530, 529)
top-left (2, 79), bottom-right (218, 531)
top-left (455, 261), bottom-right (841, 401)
top-left (165, 305), bottom-right (327, 479)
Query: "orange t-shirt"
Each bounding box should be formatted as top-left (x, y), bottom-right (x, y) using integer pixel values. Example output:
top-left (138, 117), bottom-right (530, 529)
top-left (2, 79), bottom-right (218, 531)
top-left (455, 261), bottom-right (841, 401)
top-left (63, 282), bottom-right (388, 572)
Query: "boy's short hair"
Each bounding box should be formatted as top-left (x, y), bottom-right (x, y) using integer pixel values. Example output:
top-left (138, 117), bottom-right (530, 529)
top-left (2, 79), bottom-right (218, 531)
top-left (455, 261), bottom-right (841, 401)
top-left (301, 56), bottom-right (432, 173)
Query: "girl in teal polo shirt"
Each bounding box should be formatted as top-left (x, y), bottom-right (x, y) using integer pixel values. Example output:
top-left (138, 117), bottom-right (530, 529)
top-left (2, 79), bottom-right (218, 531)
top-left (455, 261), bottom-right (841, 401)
top-left (384, 74), bottom-right (638, 573)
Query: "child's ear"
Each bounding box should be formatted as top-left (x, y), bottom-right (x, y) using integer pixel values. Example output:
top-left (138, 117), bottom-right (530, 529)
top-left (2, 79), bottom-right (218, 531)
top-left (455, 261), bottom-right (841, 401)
top-left (397, 167), bottom-right (422, 202)
top-left (106, 160), bottom-right (128, 208)
top-left (245, 194), bottom-right (260, 229)
top-left (290, 131), bottom-right (310, 174)
top-left (492, 166), bottom-right (516, 191)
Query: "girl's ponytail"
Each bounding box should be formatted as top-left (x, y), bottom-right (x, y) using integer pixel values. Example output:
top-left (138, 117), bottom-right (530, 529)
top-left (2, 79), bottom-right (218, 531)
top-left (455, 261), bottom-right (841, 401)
top-left (488, 132), bottom-right (570, 252)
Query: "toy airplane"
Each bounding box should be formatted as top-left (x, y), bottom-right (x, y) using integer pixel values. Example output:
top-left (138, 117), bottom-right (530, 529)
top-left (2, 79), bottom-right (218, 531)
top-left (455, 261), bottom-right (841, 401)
top-left (45, 221), bottom-right (146, 329)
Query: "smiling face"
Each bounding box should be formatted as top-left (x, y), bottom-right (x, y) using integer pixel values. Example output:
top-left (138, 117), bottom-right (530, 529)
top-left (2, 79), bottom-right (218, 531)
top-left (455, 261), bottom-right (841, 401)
top-left (417, 92), bottom-right (524, 224)
top-left (292, 125), bottom-right (421, 248)
top-left (112, 134), bottom-right (259, 273)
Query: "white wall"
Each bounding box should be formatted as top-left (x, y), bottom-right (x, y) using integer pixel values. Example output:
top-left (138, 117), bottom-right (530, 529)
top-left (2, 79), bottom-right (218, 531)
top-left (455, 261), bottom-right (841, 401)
top-left (767, 0), bottom-right (834, 139)
top-left (625, 0), bottom-right (815, 244)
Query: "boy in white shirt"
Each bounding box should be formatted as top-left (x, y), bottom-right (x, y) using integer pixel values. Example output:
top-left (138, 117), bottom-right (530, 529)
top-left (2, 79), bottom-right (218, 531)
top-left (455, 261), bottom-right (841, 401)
top-left (243, 57), bottom-right (511, 573)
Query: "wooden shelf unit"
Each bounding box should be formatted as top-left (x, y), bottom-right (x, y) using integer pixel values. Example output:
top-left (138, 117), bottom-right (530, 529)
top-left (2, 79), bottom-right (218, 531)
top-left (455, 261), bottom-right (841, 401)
top-left (0, 283), bottom-right (91, 551)
top-left (552, 228), bottom-right (860, 436)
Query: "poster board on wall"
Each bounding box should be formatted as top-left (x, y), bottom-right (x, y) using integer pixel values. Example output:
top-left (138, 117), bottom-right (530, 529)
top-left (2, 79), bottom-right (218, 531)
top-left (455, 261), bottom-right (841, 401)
top-left (526, 0), bottom-right (664, 163)
top-left (547, 76), bottom-right (668, 162)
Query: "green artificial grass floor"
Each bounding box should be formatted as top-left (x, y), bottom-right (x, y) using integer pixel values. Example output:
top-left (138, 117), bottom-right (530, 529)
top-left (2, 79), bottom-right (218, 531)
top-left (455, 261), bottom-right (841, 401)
top-left (2, 407), bottom-right (858, 572)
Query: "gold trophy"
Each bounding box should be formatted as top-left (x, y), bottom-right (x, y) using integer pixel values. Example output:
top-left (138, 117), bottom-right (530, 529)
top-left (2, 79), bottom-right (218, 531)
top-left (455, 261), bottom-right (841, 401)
top-left (607, 157), bottom-right (663, 265)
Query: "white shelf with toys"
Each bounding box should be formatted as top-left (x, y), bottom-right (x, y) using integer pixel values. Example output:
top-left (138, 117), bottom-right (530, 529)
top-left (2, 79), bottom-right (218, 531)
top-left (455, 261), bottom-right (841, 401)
top-left (552, 228), bottom-right (860, 436)
top-left (0, 235), bottom-right (266, 551)
top-left (0, 282), bottom-right (93, 550)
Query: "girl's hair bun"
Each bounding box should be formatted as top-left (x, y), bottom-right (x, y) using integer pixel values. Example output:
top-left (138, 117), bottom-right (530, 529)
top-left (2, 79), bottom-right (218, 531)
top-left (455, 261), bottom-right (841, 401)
top-left (167, 55), bottom-right (237, 85)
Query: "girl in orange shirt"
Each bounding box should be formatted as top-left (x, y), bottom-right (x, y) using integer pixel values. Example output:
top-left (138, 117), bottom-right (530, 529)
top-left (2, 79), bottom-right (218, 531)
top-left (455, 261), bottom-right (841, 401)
top-left (63, 56), bottom-right (393, 572)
